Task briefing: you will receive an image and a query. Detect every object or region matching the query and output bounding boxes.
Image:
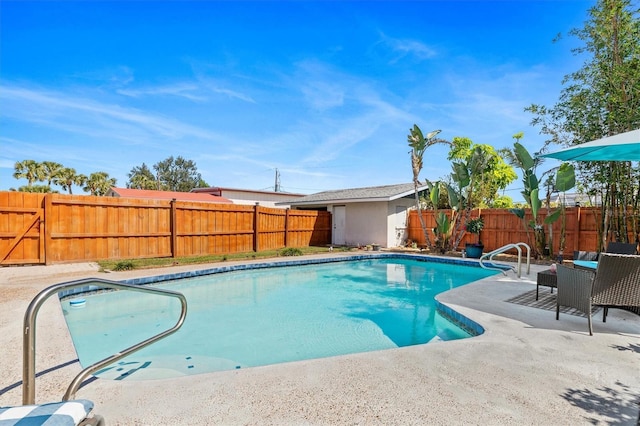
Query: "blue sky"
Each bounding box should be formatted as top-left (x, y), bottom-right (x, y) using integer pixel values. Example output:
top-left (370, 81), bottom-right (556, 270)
top-left (1, 1), bottom-right (588, 198)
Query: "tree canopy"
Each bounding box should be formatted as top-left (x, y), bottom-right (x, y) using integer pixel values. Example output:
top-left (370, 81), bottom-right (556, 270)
top-left (127, 163), bottom-right (158, 190)
top-left (526, 0), bottom-right (640, 248)
top-left (12, 160), bottom-right (114, 195)
top-left (84, 172), bottom-right (117, 196)
top-left (126, 156), bottom-right (209, 192)
top-left (11, 155), bottom-right (208, 195)
top-left (447, 137), bottom-right (517, 208)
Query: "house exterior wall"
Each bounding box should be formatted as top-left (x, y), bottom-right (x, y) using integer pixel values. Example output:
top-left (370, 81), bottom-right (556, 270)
top-left (325, 202), bottom-right (389, 247)
top-left (314, 199), bottom-right (417, 248)
top-left (347, 202), bottom-right (388, 247)
top-left (387, 198), bottom-right (415, 247)
top-left (220, 190), bottom-right (298, 207)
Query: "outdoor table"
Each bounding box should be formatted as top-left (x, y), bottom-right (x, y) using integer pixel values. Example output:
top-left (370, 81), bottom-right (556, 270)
top-left (536, 269), bottom-right (557, 300)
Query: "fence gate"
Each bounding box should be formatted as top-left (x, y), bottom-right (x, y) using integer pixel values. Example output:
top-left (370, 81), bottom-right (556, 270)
top-left (0, 193), bottom-right (45, 265)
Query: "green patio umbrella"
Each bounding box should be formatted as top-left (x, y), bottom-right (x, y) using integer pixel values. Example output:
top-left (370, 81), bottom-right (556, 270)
top-left (539, 129), bottom-right (640, 161)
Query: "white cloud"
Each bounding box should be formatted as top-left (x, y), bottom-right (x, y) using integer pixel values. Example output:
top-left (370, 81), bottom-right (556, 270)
top-left (72, 65), bottom-right (135, 87)
top-left (207, 85), bottom-right (256, 103)
top-left (0, 83), bottom-right (227, 144)
top-left (0, 158), bottom-right (14, 169)
top-left (300, 81), bottom-right (345, 110)
top-left (376, 31), bottom-right (438, 64)
top-left (117, 83), bottom-right (208, 102)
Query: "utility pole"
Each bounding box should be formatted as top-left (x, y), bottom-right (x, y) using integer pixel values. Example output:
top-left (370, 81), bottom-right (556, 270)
top-left (274, 168), bottom-right (281, 192)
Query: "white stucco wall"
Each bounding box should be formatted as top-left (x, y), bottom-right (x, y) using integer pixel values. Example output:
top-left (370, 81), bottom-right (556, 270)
top-left (345, 202), bottom-right (388, 247)
top-left (387, 198), bottom-right (415, 248)
top-left (220, 190), bottom-right (303, 208)
top-left (294, 195), bottom-right (418, 248)
top-left (326, 200), bottom-right (415, 248)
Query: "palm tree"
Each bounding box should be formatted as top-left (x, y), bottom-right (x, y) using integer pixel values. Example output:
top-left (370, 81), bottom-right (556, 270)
top-left (41, 161), bottom-right (64, 186)
top-left (13, 160), bottom-right (44, 187)
top-left (53, 167), bottom-right (86, 194)
top-left (407, 125), bottom-right (442, 250)
top-left (84, 171), bottom-right (117, 196)
top-left (18, 185), bottom-right (56, 193)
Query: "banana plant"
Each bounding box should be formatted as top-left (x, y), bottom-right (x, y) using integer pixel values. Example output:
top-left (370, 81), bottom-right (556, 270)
top-left (509, 140), bottom-right (546, 257)
top-left (434, 211), bottom-right (452, 253)
top-left (427, 180), bottom-right (453, 253)
top-left (448, 146), bottom-right (488, 251)
top-left (425, 146), bottom-right (488, 254)
top-left (554, 163), bottom-right (576, 254)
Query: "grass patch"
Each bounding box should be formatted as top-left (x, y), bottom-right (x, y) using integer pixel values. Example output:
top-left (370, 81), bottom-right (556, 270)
top-left (97, 246), bottom-right (349, 271)
top-left (279, 247), bottom-right (304, 256)
top-left (112, 260), bottom-right (136, 271)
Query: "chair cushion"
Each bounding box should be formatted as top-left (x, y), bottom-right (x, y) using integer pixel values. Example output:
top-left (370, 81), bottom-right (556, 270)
top-left (0, 399), bottom-right (93, 426)
top-left (573, 250), bottom-right (599, 261)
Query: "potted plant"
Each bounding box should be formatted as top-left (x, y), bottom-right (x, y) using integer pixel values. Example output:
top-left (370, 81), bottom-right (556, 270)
top-left (464, 216), bottom-right (484, 258)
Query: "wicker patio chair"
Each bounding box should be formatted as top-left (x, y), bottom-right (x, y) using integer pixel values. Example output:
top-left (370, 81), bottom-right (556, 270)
top-left (591, 253), bottom-right (640, 320)
top-left (605, 241), bottom-right (637, 255)
top-left (556, 265), bottom-right (596, 335)
top-left (556, 253), bottom-right (640, 335)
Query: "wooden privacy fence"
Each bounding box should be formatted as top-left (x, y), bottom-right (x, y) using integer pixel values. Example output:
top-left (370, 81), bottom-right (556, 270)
top-left (0, 192), bottom-right (331, 265)
top-left (408, 207), bottom-right (618, 258)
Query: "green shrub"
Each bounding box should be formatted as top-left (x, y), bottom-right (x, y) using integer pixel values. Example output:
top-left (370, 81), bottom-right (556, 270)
top-left (279, 247), bottom-right (304, 256)
top-left (112, 260), bottom-right (135, 271)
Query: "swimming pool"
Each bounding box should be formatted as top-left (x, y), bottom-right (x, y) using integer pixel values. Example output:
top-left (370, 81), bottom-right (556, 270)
top-left (62, 255), bottom-right (499, 380)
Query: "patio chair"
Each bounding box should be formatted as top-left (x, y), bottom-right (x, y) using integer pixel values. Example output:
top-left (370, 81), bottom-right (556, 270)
top-left (605, 241), bottom-right (637, 255)
top-left (556, 253), bottom-right (640, 335)
top-left (556, 265), bottom-right (596, 335)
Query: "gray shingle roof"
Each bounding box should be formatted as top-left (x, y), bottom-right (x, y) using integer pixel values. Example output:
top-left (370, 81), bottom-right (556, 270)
top-left (280, 183), bottom-right (426, 206)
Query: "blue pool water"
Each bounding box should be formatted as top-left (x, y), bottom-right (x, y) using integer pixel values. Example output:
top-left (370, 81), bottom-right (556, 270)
top-left (62, 256), bottom-right (497, 380)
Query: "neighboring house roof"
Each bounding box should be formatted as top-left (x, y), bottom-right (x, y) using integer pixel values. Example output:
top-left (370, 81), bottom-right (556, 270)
top-left (554, 192), bottom-right (602, 206)
top-left (279, 183), bottom-right (428, 206)
top-left (108, 188), bottom-right (233, 203)
top-left (191, 187), bottom-right (305, 197)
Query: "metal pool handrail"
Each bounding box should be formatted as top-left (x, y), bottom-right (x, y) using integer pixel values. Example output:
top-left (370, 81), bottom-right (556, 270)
top-left (479, 242), bottom-right (531, 278)
top-left (22, 277), bottom-right (188, 405)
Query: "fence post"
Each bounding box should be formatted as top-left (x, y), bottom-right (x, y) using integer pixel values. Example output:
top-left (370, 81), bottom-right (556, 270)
top-left (284, 208), bottom-right (290, 247)
top-left (254, 203), bottom-right (260, 252)
top-left (43, 194), bottom-right (52, 265)
top-left (575, 204), bottom-right (581, 254)
top-left (170, 199), bottom-right (177, 258)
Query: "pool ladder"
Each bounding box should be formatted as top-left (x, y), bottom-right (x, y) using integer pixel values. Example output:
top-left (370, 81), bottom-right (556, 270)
top-left (479, 242), bottom-right (531, 278)
top-left (22, 277), bottom-right (187, 405)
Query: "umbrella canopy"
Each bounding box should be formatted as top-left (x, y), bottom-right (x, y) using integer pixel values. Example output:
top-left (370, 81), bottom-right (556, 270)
top-left (539, 129), bottom-right (640, 161)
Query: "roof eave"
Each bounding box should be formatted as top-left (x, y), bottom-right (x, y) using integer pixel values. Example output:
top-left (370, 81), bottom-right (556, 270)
top-left (287, 195), bottom-right (421, 206)
top-left (278, 184), bottom-right (427, 206)
top-left (389, 186), bottom-right (427, 201)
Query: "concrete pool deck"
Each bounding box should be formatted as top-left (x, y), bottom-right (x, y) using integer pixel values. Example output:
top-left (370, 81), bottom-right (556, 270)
top-left (1, 254), bottom-right (639, 425)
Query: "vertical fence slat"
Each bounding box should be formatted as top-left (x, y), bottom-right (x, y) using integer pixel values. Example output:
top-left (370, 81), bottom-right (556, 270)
top-left (170, 199), bottom-right (177, 258)
top-left (284, 208), bottom-right (290, 247)
top-left (253, 204), bottom-right (260, 252)
top-left (44, 194), bottom-right (53, 265)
